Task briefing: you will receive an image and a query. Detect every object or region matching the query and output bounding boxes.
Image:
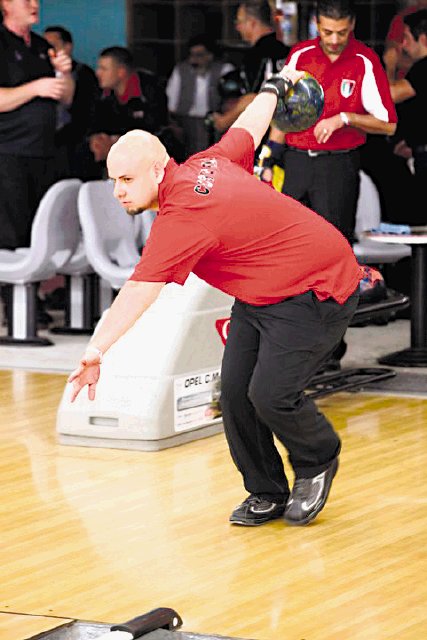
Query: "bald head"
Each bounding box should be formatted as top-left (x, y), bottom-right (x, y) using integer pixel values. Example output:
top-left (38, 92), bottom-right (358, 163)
top-left (107, 130), bottom-right (170, 215)
top-left (108, 130), bottom-right (168, 170)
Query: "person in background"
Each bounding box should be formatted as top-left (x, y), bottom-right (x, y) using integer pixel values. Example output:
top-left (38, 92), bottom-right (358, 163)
top-left (380, 1), bottom-right (427, 198)
top-left (211, 0), bottom-right (289, 135)
top-left (89, 46), bottom-right (169, 172)
top-left (43, 25), bottom-right (101, 180)
top-left (0, 0), bottom-right (74, 251)
top-left (264, 0), bottom-right (397, 243)
top-left (363, 1), bottom-right (427, 228)
top-left (166, 34), bottom-right (234, 158)
top-left (261, 0), bottom-right (396, 371)
top-left (0, 0), bottom-right (74, 327)
top-left (389, 9), bottom-right (427, 225)
top-left (68, 65), bottom-right (363, 529)
top-left (383, 0), bottom-right (427, 81)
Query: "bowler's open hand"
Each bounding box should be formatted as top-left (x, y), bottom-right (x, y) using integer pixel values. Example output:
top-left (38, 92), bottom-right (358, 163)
top-left (68, 352), bottom-right (101, 402)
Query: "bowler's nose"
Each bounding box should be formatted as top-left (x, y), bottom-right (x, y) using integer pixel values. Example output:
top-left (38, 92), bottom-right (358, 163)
top-left (113, 181), bottom-right (124, 200)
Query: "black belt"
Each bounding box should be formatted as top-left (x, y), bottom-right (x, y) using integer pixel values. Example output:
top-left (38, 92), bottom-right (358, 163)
top-left (287, 146), bottom-right (355, 157)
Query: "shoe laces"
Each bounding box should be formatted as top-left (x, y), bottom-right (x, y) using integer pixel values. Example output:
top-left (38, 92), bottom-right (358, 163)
top-left (245, 495), bottom-right (264, 505)
top-left (244, 494), bottom-right (275, 508)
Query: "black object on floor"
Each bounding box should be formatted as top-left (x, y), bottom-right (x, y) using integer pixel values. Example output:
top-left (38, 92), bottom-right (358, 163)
top-left (307, 367), bottom-right (396, 399)
top-left (349, 288), bottom-right (409, 327)
top-left (307, 287), bottom-right (409, 398)
top-left (28, 623), bottom-right (252, 639)
top-left (26, 607), bottom-right (252, 640)
top-left (358, 371), bottom-right (427, 396)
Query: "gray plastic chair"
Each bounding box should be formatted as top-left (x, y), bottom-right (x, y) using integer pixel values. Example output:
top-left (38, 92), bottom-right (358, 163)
top-left (77, 180), bottom-right (154, 291)
top-left (353, 171), bottom-right (411, 264)
top-left (0, 179), bottom-right (81, 345)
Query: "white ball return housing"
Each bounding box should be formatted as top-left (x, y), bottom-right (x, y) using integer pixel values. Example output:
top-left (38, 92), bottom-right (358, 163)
top-left (56, 274), bottom-right (233, 451)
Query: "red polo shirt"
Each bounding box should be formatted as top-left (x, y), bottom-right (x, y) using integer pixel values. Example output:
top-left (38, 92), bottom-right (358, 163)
top-left (285, 35), bottom-right (397, 151)
top-left (130, 128), bottom-right (362, 305)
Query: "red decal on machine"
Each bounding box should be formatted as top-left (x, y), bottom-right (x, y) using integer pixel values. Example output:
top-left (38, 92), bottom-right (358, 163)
top-left (215, 318), bottom-right (230, 345)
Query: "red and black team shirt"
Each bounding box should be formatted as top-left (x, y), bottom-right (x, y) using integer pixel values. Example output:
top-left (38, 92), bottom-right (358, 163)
top-left (130, 128), bottom-right (362, 306)
top-left (285, 34), bottom-right (397, 151)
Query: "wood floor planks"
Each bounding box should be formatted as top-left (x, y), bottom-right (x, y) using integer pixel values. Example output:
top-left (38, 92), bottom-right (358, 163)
top-left (0, 369), bottom-right (426, 639)
top-left (0, 613), bottom-right (72, 639)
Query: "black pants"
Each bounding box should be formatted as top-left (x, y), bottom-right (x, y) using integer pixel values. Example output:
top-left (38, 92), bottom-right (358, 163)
top-left (282, 149), bottom-right (360, 244)
top-left (0, 155), bottom-right (58, 249)
top-left (220, 290), bottom-right (359, 501)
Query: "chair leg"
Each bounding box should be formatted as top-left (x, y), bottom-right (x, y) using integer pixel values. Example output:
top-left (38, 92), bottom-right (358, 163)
top-left (0, 282), bottom-right (53, 346)
top-left (51, 273), bottom-right (98, 335)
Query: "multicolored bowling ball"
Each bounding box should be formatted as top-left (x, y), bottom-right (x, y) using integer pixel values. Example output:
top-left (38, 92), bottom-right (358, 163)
top-left (271, 72), bottom-right (324, 133)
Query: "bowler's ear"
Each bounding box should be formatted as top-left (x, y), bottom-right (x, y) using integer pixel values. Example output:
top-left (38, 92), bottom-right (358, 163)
top-left (153, 160), bottom-right (165, 184)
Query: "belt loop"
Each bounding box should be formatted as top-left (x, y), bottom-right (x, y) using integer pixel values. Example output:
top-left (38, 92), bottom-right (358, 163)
top-left (308, 149), bottom-right (319, 157)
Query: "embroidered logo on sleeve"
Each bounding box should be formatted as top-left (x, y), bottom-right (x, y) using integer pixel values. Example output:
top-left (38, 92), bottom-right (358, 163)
top-left (194, 158), bottom-right (217, 196)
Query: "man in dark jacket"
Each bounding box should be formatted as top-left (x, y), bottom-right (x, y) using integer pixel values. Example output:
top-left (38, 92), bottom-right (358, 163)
top-left (89, 46), bottom-right (169, 170)
top-left (211, 0), bottom-right (289, 134)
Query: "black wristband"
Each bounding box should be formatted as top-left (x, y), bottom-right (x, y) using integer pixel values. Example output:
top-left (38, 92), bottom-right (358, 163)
top-left (259, 75), bottom-right (293, 100)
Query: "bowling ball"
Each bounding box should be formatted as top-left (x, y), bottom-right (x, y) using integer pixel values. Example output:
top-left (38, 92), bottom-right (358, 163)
top-left (358, 265), bottom-right (387, 304)
top-left (271, 72), bottom-right (324, 133)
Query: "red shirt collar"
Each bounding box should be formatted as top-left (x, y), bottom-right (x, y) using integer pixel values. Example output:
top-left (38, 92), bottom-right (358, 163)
top-left (103, 72), bottom-right (142, 104)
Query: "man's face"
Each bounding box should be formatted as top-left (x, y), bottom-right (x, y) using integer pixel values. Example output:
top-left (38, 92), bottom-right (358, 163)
top-left (96, 56), bottom-right (122, 90)
top-left (108, 152), bottom-right (160, 215)
top-left (235, 6), bottom-right (254, 43)
top-left (317, 15), bottom-right (354, 58)
top-left (402, 25), bottom-right (424, 60)
top-left (2, 0), bottom-right (39, 26)
top-left (43, 31), bottom-right (72, 56)
top-left (188, 44), bottom-right (213, 72)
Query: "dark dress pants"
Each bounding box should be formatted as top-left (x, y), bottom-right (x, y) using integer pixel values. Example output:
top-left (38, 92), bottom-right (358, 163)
top-left (0, 155), bottom-right (58, 249)
top-left (220, 290), bottom-right (359, 501)
top-left (282, 149), bottom-right (360, 244)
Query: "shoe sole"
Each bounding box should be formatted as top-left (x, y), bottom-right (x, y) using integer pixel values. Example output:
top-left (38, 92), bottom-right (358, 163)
top-left (230, 511), bottom-right (285, 526)
top-left (283, 458), bottom-right (339, 526)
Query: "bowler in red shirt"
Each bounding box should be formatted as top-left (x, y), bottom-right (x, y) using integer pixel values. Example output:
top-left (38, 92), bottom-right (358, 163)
top-left (69, 65), bottom-right (362, 528)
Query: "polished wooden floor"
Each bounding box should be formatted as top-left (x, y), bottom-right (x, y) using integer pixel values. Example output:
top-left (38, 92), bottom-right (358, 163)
top-left (1, 369), bottom-right (427, 640)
